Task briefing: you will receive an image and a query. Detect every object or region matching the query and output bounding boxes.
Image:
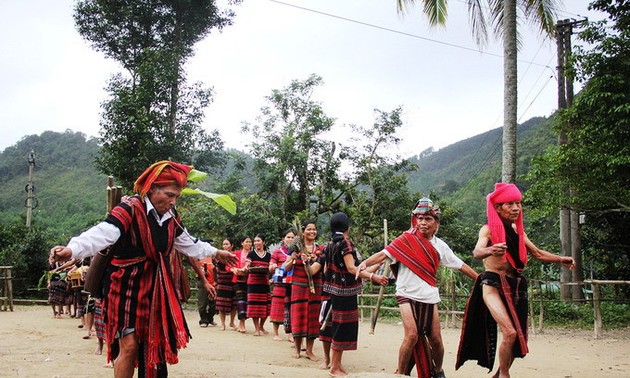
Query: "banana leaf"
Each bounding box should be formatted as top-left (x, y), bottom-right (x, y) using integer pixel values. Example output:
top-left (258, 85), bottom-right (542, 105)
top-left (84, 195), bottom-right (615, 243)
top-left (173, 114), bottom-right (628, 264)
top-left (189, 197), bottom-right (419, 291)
top-left (181, 187), bottom-right (236, 215)
top-left (187, 169), bottom-right (208, 183)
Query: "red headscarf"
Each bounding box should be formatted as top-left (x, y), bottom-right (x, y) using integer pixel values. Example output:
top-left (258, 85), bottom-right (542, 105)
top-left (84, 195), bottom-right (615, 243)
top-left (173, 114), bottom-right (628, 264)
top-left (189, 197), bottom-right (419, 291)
top-left (133, 160), bottom-right (193, 197)
top-left (486, 183), bottom-right (527, 271)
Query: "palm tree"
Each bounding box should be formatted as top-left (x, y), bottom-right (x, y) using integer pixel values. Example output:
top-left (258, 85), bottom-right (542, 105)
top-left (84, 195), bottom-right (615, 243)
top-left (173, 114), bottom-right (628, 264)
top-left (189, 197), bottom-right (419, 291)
top-left (397, 0), bottom-right (559, 183)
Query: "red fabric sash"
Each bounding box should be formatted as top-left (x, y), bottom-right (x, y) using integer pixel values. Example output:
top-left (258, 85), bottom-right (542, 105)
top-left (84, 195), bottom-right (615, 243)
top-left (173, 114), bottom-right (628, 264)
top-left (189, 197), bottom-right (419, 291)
top-left (385, 228), bottom-right (439, 287)
top-left (111, 197), bottom-right (189, 371)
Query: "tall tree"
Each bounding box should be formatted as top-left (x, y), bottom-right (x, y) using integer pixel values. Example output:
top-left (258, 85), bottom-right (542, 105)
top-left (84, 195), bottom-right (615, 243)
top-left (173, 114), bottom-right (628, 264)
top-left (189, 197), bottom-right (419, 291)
top-left (526, 0), bottom-right (630, 288)
top-left (242, 74), bottom-right (340, 222)
top-left (397, 0), bottom-right (560, 183)
top-left (340, 108), bottom-right (418, 252)
top-left (74, 0), bottom-right (240, 187)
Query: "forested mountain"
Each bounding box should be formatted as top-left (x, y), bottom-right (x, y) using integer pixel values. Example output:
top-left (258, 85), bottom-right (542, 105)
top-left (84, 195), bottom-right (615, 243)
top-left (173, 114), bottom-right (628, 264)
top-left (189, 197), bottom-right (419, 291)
top-left (0, 131), bottom-right (106, 239)
top-left (0, 116), bottom-right (555, 237)
top-left (406, 116), bottom-right (555, 223)
top-left (0, 131), bottom-right (256, 238)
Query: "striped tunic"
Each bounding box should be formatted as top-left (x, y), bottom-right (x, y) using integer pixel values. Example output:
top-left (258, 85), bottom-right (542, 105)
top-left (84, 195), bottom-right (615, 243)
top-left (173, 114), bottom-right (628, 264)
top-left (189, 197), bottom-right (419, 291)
top-left (290, 245), bottom-right (324, 339)
top-left (215, 261), bottom-right (236, 313)
top-left (269, 246), bottom-right (291, 324)
top-left (320, 233), bottom-right (362, 351)
top-left (104, 196), bottom-right (188, 373)
top-left (246, 250), bottom-right (271, 318)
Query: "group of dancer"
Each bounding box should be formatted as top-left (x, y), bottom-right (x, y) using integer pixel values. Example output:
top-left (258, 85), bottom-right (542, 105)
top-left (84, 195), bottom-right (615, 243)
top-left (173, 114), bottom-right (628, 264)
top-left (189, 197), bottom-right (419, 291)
top-left (48, 160), bottom-right (575, 378)
top-left (47, 257), bottom-right (109, 360)
top-left (208, 214), bottom-right (387, 377)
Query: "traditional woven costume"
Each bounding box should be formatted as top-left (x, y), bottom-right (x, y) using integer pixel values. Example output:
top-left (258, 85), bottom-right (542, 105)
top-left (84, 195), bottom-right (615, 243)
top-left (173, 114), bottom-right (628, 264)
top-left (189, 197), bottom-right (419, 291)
top-left (47, 272), bottom-right (68, 305)
top-left (94, 298), bottom-right (106, 341)
top-left (290, 244), bottom-right (324, 340)
top-left (215, 259), bottom-right (236, 314)
top-left (320, 213), bottom-right (362, 351)
top-left (456, 183), bottom-right (529, 372)
top-left (65, 161), bottom-right (219, 377)
top-left (246, 249), bottom-right (271, 318)
top-left (232, 249), bottom-right (249, 321)
top-left (384, 198), bottom-right (466, 378)
top-left (269, 244), bottom-right (292, 332)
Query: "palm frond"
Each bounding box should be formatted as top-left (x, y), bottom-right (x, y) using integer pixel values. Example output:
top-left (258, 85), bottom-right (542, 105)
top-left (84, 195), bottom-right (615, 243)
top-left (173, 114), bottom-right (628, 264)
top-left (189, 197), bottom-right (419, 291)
top-left (397, 0), bottom-right (448, 26)
top-left (521, 0), bottom-right (559, 37)
top-left (467, 0), bottom-right (490, 48)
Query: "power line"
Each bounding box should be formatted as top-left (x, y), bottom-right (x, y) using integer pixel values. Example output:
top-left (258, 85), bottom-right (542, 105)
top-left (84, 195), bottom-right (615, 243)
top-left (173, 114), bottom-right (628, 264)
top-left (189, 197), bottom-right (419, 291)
top-left (267, 0), bottom-right (561, 196)
top-left (267, 0), bottom-right (553, 69)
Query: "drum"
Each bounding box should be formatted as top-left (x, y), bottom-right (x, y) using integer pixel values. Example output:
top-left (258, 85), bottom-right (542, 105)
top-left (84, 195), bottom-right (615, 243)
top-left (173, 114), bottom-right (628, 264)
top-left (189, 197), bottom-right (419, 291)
top-left (68, 270), bottom-right (84, 290)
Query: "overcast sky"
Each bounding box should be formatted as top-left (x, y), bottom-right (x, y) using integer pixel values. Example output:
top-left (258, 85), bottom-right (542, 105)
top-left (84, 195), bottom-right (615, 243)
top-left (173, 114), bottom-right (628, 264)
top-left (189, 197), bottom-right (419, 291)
top-left (0, 0), bottom-right (604, 158)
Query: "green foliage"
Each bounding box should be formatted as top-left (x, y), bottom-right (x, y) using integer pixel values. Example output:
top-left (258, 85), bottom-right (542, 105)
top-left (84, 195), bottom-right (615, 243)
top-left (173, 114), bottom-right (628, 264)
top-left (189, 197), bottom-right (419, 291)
top-left (538, 301), bottom-right (583, 323)
top-left (526, 1), bottom-right (630, 288)
top-left (74, 0), bottom-right (236, 188)
top-left (533, 301), bottom-right (630, 329)
top-left (0, 222), bottom-right (52, 295)
top-left (242, 74), bottom-right (338, 219)
top-left (407, 116), bottom-right (555, 226)
top-left (600, 302), bottom-right (630, 328)
top-left (0, 131), bottom-right (107, 237)
top-left (331, 107), bottom-right (423, 259)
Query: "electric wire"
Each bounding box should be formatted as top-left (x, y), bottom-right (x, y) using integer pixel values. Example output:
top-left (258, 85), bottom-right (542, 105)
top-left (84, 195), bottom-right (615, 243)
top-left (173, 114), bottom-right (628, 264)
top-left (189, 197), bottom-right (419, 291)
top-left (266, 0), bottom-right (565, 198)
top-left (267, 0), bottom-right (553, 69)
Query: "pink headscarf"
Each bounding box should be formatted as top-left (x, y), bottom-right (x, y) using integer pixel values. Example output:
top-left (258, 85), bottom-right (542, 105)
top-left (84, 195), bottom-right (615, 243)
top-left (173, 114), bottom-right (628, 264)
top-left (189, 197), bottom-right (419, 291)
top-left (486, 183), bottom-right (527, 271)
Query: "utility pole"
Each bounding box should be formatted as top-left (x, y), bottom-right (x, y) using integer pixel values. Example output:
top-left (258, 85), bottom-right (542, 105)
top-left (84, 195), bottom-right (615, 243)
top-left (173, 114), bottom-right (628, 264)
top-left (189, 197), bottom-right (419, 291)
top-left (25, 150), bottom-right (37, 227)
top-left (556, 18), bottom-right (587, 300)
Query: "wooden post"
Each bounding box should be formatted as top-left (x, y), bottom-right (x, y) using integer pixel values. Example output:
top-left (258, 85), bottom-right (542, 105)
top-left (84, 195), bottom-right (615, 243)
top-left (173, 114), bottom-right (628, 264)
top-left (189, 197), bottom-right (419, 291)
top-left (369, 219), bottom-right (389, 334)
top-left (538, 280), bottom-right (544, 334)
top-left (528, 281), bottom-right (536, 335)
top-left (449, 277), bottom-right (456, 328)
top-left (592, 282), bottom-right (602, 339)
top-left (107, 176), bottom-right (114, 212)
top-left (0, 266), bottom-right (14, 311)
top-left (359, 294), bottom-right (365, 323)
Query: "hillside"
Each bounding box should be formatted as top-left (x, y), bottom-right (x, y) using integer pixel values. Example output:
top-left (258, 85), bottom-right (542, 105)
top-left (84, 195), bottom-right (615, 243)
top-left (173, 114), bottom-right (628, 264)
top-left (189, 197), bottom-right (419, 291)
top-left (0, 131), bottom-right (108, 238)
top-left (405, 116), bottom-right (556, 222)
top-left (0, 132), bottom-right (256, 238)
top-left (0, 117), bottom-right (557, 236)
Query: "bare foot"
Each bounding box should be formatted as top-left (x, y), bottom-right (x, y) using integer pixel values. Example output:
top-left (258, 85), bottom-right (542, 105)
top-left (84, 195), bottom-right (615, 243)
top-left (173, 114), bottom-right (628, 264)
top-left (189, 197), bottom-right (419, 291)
top-left (292, 353), bottom-right (301, 359)
top-left (261, 328), bottom-right (269, 335)
top-left (319, 361), bottom-right (331, 370)
top-left (328, 369), bottom-right (348, 377)
top-left (94, 348), bottom-right (103, 355)
top-left (305, 352), bottom-right (320, 362)
top-left (253, 331), bottom-right (261, 336)
top-left (220, 325), bottom-right (226, 331)
top-left (273, 335), bottom-right (283, 341)
top-left (103, 361), bottom-right (113, 369)
top-left (237, 328), bottom-right (247, 334)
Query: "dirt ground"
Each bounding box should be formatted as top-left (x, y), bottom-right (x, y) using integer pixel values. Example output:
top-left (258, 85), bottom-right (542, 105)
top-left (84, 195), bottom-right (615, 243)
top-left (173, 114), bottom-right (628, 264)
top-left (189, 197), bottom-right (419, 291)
top-left (1, 305), bottom-right (629, 377)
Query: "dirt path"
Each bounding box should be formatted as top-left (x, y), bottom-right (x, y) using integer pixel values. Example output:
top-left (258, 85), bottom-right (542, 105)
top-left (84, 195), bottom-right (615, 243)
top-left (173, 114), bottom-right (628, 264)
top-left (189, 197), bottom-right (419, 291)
top-left (1, 306), bottom-right (628, 377)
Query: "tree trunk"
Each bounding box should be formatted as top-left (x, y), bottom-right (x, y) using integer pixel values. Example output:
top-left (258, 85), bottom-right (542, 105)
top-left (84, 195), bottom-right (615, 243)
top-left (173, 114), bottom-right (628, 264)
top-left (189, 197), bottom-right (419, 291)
top-left (170, 7), bottom-right (183, 135)
top-left (502, 0), bottom-right (518, 184)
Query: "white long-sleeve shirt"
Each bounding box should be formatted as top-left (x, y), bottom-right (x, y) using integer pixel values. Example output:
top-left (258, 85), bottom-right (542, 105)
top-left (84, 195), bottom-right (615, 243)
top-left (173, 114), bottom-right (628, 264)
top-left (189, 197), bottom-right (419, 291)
top-left (68, 197), bottom-right (217, 260)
